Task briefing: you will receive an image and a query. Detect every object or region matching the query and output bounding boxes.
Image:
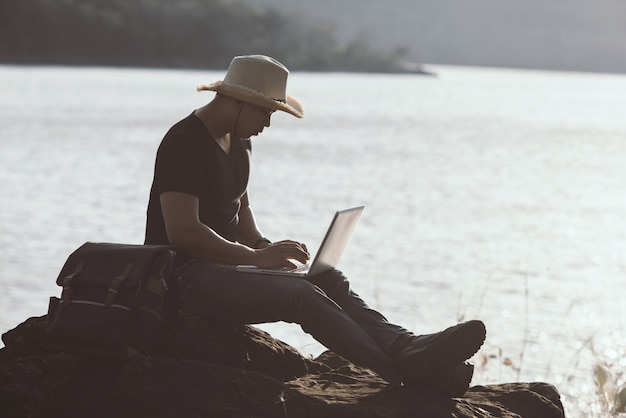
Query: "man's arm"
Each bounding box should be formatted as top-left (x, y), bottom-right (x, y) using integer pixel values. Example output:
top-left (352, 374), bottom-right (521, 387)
top-left (160, 191), bottom-right (308, 268)
top-left (236, 192), bottom-right (270, 249)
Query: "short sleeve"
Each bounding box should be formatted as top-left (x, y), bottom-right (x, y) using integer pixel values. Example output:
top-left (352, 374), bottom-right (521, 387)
top-left (154, 133), bottom-right (204, 197)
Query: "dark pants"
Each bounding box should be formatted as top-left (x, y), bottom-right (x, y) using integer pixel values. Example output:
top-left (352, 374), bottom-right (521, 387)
top-left (176, 260), bottom-right (408, 383)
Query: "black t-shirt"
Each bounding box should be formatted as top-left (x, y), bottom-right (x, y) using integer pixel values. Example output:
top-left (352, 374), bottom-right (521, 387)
top-left (144, 113), bottom-right (251, 249)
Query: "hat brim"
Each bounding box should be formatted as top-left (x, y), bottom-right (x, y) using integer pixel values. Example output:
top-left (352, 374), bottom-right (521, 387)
top-left (197, 81), bottom-right (304, 118)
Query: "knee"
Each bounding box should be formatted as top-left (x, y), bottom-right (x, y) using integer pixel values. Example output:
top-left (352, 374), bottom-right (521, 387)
top-left (314, 269), bottom-right (351, 295)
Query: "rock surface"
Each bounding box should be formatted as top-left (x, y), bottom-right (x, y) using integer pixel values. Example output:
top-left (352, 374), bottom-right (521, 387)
top-left (0, 314), bottom-right (565, 418)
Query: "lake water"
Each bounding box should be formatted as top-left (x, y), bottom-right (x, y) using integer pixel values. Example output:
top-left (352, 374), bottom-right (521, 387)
top-left (2, 64), bottom-right (626, 416)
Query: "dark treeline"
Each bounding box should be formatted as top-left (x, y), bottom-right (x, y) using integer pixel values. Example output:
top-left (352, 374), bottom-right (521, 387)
top-left (0, 0), bottom-right (413, 72)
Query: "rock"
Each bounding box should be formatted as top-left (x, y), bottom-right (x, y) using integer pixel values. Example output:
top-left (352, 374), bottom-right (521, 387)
top-left (0, 315), bottom-right (565, 418)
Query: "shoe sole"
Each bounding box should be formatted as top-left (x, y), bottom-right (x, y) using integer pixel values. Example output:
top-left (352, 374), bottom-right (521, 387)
top-left (439, 362), bottom-right (474, 397)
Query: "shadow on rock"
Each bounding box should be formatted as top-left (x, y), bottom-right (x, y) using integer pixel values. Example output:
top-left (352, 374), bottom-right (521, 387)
top-left (1, 314), bottom-right (565, 418)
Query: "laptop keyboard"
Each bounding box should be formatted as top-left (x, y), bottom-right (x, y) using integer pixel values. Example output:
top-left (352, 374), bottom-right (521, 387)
top-left (273, 262), bottom-right (309, 272)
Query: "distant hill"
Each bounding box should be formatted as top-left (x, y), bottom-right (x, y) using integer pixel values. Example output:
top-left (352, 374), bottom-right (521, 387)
top-left (0, 0), bottom-right (414, 73)
top-left (242, 0), bottom-right (626, 74)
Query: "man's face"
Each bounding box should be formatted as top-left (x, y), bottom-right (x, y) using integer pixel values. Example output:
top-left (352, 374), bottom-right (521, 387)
top-left (236, 103), bottom-right (275, 138)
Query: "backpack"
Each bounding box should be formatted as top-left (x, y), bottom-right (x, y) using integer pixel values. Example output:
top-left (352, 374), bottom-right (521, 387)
top-left (45, 242), bottom-right (176, 359)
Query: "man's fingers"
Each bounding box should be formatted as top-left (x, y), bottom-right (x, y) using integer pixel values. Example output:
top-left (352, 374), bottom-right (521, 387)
top-left (274, 240), bottom-right (309, 257)
top-left (258, 240), bottom-right (310, 268)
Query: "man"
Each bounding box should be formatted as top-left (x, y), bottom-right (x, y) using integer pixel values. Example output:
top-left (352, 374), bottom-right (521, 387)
top-left (145, 55), bottom-right (486, 395)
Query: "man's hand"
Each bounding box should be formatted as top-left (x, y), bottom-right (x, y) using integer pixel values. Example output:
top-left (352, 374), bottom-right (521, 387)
top-left (254, 240), bottom-right (309, 269)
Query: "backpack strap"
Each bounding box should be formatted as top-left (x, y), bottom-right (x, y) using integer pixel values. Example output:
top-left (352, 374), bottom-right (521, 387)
top-left (105, 262), bottom-right (134, 307)
top-left (61, 260), bottom-right (86, 305)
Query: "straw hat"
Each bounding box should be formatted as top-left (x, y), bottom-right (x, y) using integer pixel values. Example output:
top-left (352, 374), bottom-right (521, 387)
top-left (197, 55), bottom-right (304, 118)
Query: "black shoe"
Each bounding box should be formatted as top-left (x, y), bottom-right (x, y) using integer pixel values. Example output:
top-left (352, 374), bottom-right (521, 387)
top-left (403, 362), bottom-right (474, 397)
top-left (389, 320), bottom-right (486, 380)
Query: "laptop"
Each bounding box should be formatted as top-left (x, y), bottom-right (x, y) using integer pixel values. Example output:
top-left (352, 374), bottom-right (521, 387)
top-left (235, 205), bottom-right (365, 277)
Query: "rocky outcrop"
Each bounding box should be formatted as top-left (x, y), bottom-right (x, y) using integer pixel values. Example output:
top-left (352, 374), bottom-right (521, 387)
top-left (0, 314), bottom-right (565, 418)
